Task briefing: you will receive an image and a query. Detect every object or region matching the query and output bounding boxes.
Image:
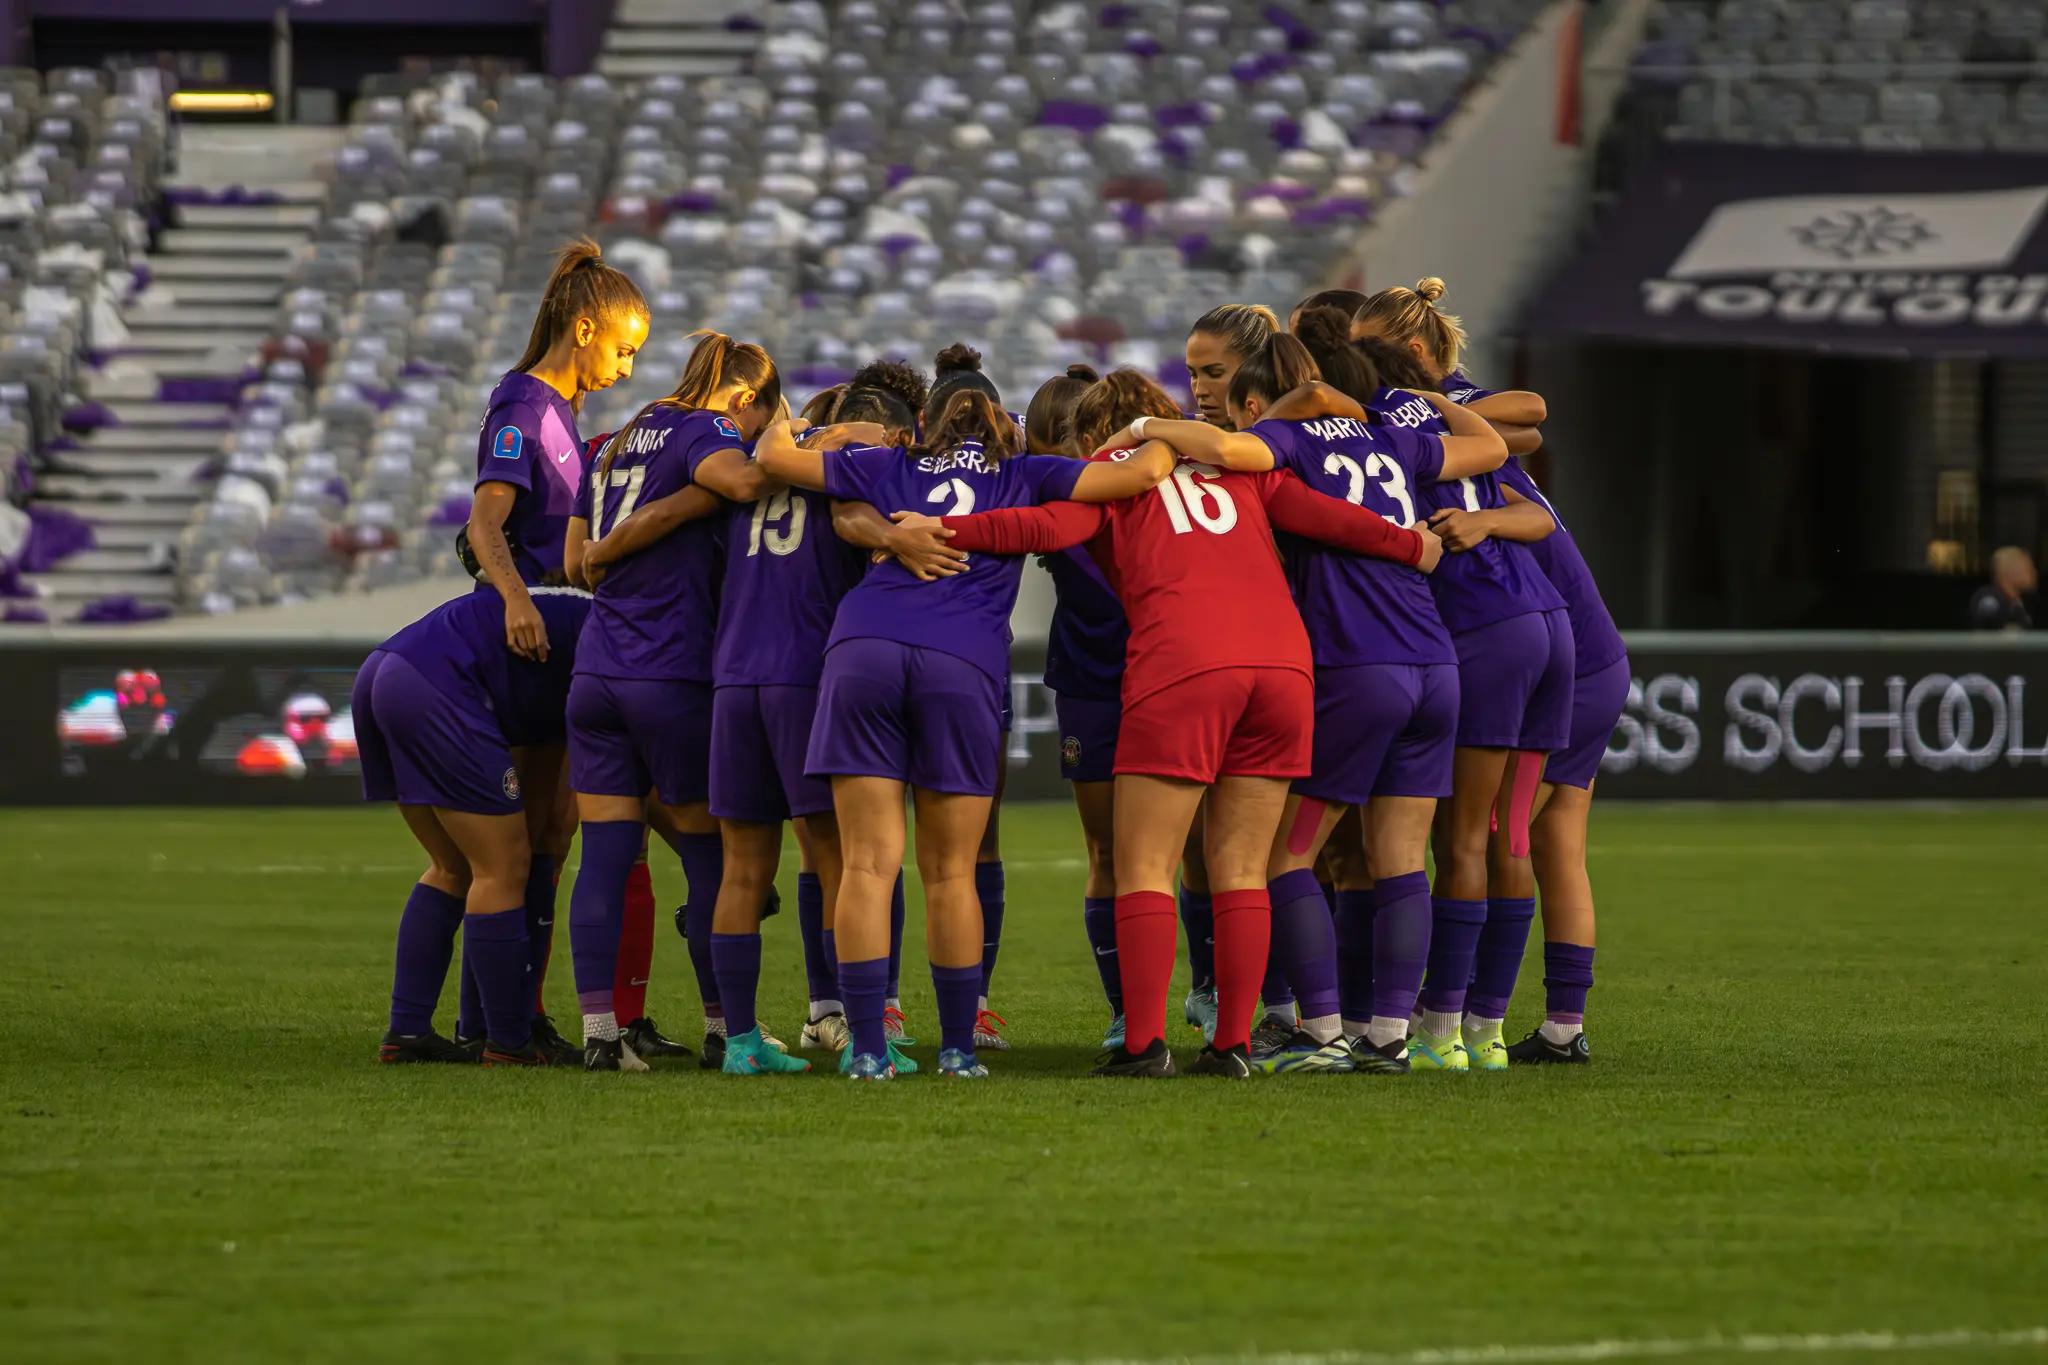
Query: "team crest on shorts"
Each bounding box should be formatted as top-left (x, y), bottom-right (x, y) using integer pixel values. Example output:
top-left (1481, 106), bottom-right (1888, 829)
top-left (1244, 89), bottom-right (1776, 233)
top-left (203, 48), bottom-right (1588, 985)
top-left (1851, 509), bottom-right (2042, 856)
top-left (501, 767), bottom-right (521, 800)
top-left (1061, 735), bottom-right (1081, 768)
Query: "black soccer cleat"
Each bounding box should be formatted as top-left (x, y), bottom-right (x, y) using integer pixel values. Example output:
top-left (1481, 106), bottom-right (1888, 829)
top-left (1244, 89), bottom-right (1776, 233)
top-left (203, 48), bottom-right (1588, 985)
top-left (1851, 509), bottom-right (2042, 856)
top-left (1506, 1028), bottom-right (1591, 1065)
top-left (1090, 1037), bottom-right (1176, 1078)
top-left (1347, 1035), bottom-right (1413, 1075)
top-left (1187, 1043), bottom-right (1253, 1079)
top-left (480, 1039), bottom-right (555, 1068)
top-left (452, 1032), bottom-right (486, 1061)
top-left (378, 1028), bottom-right (477, 1065)
top-left (529, 1014), bottom-right (581, 1066)
top-left (699, 1029), bottom-right (727, 1071)
top-left (583, 1037), bottom-right (651, 1072)
top-left (620, 1016), bottom-right (694, 1059)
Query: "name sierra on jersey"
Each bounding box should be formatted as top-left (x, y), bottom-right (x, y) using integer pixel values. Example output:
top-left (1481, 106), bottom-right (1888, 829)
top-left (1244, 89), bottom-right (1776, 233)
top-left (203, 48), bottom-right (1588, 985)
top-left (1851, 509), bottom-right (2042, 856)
top-left (912, 442), bottom-right (995, 476)
top-left (1298, 415), bottom-right (1373, 443)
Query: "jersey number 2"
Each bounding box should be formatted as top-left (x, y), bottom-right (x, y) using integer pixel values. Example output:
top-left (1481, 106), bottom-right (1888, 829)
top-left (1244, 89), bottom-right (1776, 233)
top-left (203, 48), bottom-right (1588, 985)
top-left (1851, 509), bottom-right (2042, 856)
top-left (926, 477), bottom-right (977, 516)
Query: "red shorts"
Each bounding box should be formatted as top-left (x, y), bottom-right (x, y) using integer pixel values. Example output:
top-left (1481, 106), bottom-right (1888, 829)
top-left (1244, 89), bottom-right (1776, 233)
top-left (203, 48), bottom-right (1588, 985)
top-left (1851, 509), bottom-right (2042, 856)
top-left (1115, 667), bottom-right (1313, 784)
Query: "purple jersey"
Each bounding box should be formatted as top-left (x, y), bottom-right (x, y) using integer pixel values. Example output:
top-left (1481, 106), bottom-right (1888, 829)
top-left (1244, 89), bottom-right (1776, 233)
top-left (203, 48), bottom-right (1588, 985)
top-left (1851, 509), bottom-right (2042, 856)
top-left (1248, 415), bottom-right (1455, 668)
top-left (1041, 545), bottom-right (1127, 701)
top-left (380, 585), bottom-right (590, 746)
top-left (712, 485), bottom-right (869, 686)
top-left (575, 406), bottom-right (743, 682)
top-left (821, 441), bottom-right (1085, 682)
top-left (473, 371), bottom-right (583, 585)
top-left (1366, 386), bottom-right (1563, 635)
top-left (1495, 455), bottom-right (1627, 676)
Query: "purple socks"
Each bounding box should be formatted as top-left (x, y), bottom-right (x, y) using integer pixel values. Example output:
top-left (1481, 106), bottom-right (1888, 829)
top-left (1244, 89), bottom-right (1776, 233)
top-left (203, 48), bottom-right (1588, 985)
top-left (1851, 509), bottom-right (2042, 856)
top-left (710, 932), bottom-right (763, 1036)
top-left (1083, 895), bottom-right (1122, 1014)
top-left (1178, 887), bottom-right (1215, 989)
top-left (675, 833), bottom-right (723, 1012)
top-left (1468, 896), bottom-right (1536, 1020)
top-left (796, 871), bottom-right (834, 1005)
top-left (523, 852), bottom-right (559, 1012)
top-left (932, 962), bottom-right (981, 1055)
top-left (464, 906), bottom-right (531, 1048)
top-left (1370, 872), bottom-right (1433, 1021)
top-left (1544, 942), bottom-right (1595, 1024)
top-left (569, 820), bottom-right (639, 1019)
top-left (1416, 895), bottom-right (1487, 1016)
top-left (1332, 888), bottom-right (1376, 1023)
top-left (977, 861), bottom-right (1005, 994)
top-left (389, 881), bottom-right (464, 1034)
top-left (1268, 867), bottom-right (1339, 1023)
top-left (841, 955), bottom-right (890, 1059)
top-left (887, 872), bottom-right (906, 998)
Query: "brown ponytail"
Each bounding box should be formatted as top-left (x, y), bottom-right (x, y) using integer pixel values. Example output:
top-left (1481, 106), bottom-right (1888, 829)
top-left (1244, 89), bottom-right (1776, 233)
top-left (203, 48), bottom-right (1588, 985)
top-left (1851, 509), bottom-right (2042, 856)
top-left (1188, 302), bottom-right (1280, 362)
top-left (512, 237), bottom-right (649, 377)
top-left (1024, 362), bottom-right (1101, 454)
top-left (919, 389), bottom-right (1021, 463)
top-left (598, 329), bottom-right (780, 479)
top-left (1292, 305), bottom-right (1383, 404)
top-left (1226, 332), bottom-right (1321, 413)
top-left (1070, 368), bottom-right (1181, 454)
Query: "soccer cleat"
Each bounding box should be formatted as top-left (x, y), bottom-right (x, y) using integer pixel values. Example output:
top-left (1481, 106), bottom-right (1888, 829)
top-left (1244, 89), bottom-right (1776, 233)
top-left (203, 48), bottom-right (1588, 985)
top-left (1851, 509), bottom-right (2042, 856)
top-left (1347, 1035), bottom-right (1413, 1075)
top-left (882, 1005), bottom-right (916, 1046)
top-left (1100, 1013), bottom-right (1127, 1051)
top-left (800, 1013), bottom-right (852, 1051)
top-left (761, 1026), bottom-right (789, 1053)
top-left (480, 1039), bottom-right (555, 1067)
top-left (1249, 1014), bottom-right (1297, 1055)
top-left (1091, 1037), bottom-right (1175, 1078)
top-left (529, 1014), bottom-right (581, 1067)
top-left (699, 1030), bottom-right (726, 1071)
top-left (1251, 1031), bottom-right (1356, 1075)
top-left (937, 1047), bottom-right (989, 1078)
top-left (844, 1052), bottom-right (896, 1081)
top-left (583, 1037), bottom-right (651, 1073)
top-left (722, 1026), bottom-right (813, 1075)
top-left (1465, 1029), bottom-right (1510, 1073)
top-left (1183, 985), bottom-right (1219, 1042)
top-left (452, 1032), bottom-right (486, 1061)
top-left (378, 1029), bottom-right (476, 1064)
top-left (1187, 1043), bottom-right (1253, 1079)
top-left (1406, 1025), bottom-right (1470, 1072)
top-left (972, 1008), bottom-right (1010, 1051)
top-left (619, 1016), bottom-right (694, 1060)
top-left (1506, 1028), bottom-right (1591, 1065)
top-left (839, 1039), bottom-right (919, 1077)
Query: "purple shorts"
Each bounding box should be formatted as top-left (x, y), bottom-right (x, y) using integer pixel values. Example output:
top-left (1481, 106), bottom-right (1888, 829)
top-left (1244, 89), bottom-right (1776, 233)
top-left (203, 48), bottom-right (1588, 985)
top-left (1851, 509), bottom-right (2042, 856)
top-left (1451, 608), bottom-right (1575, 751)
top-left (353, 649), bottom-right (521, 815)
top-left (805, 637), bottom-right (1002, 795)
top-left (1545, 654), bottom-right (1630, 790)
top-left (1054, 692), bottom-right (1121, 784)
top-left (567, 673), bottom-right (712, 807)
top-left (710, 684), bottom-right (834, 822)
top-left (1297, 662), bottom-right (1458, 805)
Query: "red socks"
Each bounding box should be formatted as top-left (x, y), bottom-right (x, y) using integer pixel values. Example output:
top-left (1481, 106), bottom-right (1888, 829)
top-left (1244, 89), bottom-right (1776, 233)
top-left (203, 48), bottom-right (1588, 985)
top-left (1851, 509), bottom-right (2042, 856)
top-left (1113, 890), bottom-right (1178, 1052)
top-left (613, 860), bottom-right (656, 1025)
top-left (1211, 887), bottom-right (1273, 1053)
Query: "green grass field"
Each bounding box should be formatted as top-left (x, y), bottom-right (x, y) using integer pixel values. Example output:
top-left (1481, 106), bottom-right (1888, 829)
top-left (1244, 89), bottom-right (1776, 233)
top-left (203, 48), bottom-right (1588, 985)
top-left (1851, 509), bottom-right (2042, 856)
top-left (4, 803), bottom-right (2046, 1365)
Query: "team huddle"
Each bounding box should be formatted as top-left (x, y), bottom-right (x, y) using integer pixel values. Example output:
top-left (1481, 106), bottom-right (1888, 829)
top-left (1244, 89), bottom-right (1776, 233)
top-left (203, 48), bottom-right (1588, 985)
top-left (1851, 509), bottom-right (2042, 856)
top-left (354, 237), bottom-right (1625, 1081)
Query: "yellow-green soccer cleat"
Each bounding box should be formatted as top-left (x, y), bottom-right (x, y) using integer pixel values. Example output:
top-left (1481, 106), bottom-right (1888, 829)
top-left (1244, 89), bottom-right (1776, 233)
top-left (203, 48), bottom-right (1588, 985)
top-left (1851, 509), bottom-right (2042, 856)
top-left (1463, 1019), bottom-right (1509, 1072)
top-left (1406, 1025), bottom-right (1470, 1072)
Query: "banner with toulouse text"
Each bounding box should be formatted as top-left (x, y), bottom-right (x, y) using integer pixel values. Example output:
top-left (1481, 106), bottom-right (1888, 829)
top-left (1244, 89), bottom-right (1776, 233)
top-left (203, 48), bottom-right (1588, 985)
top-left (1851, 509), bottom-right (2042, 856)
top-left (1524, 145), bottom-right (2048, 357)
top-left (0, 633), bottom-right (2043, 804)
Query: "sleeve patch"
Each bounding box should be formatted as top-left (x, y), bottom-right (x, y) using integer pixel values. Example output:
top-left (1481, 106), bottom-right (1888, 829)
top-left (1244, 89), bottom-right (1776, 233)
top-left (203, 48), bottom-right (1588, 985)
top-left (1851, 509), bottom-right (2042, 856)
top-left (493, 425), bottom-right (525, 460)
top-left (713, 414), bottom-right (742, 442)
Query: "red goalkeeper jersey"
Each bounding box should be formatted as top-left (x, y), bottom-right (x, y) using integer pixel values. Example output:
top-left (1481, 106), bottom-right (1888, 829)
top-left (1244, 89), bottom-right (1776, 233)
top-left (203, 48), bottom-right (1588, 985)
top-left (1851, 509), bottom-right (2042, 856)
top-left (942, 451), bottom-right (1426, 707)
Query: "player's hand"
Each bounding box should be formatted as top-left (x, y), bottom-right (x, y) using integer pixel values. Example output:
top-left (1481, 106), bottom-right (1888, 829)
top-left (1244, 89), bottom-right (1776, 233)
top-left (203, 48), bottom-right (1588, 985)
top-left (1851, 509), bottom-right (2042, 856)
top-left (1410, 521), bottom-right (1445, 573)
top-left (504, 593), bottom-right (549, 661)
top-left (1427, 506), bottom-right (1489, 553)
top-left (884, 510), bottom-right (968, 581)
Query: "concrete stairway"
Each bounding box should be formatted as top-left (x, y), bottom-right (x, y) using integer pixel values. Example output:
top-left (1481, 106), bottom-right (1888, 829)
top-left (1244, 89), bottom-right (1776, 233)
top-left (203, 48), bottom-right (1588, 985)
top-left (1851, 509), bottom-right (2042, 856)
top-left (599, 0), bottom-right (761, 81)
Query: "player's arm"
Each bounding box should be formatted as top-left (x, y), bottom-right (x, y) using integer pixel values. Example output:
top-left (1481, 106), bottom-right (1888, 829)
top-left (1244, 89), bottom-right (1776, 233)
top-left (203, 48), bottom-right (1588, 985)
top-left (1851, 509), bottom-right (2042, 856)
top-left (1492, 422), bottom-right (1543, 457)
top-left (834, 499), bottom-right (969, 580)
top-left (1415, 391), bottom-right (1508, 478)
top-left (693, 446), bottom-right (777, 502)
top-left (1067, 439), bottom-right (1175, 500)
top-left (752, 418), bottom-right (829, 490)
top-left (802, 421), bottom-right (889, 451)
top-left (564, 515), bottom-right (593, 590)
top-left (1116, 419), bottom-right (1275, 472)
top-left (1262, 380), bottom-right (1367, 423)
top-left (1261, 474), bottom-right (1438, 571)
top-left (1428, 484), bottom-right (1557, 553)
top-left (469, 480), bottom-right (547, 660)
top-left (587, 486), bottom-right (726, 569)
top-left (1463, 389), bottom-right (1547, 427)
top-left (935, 500), bottom-right (1110, 554)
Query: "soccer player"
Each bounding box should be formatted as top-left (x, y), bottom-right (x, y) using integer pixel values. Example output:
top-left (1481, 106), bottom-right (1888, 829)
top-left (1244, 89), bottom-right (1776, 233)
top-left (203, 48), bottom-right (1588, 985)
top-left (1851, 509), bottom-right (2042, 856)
top-left (912, 403), bottom-right (1443, 1078)
top-left (458, 238), bottom-right (648, 1062)
top-left (562, 331), bottom-right (788, 1072)
top-left (359, 585), bottom-right (593, 1066)
top-left (1133, 316), bottom-right (1509, 1075)
top-left (753, 354), bottom-right (1172, 1079)
top-left (1354, 281), bottom-right (1576, 1072)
